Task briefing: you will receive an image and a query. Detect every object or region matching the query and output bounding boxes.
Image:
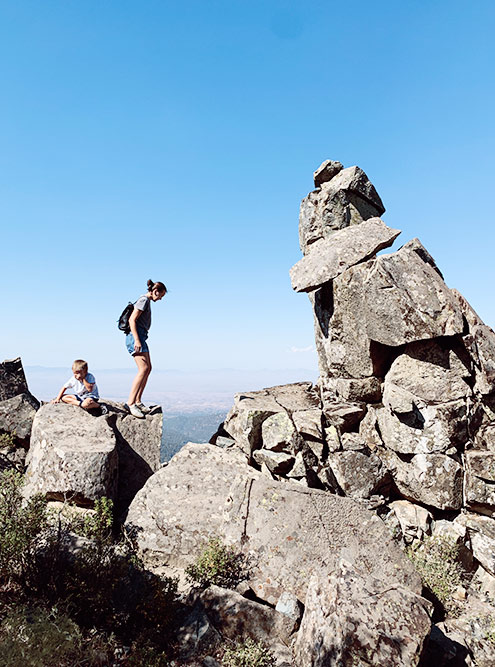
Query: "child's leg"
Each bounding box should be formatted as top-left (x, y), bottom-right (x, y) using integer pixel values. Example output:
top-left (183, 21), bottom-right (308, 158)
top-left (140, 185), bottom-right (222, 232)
top-left (80, 398), bottom-right (100, 411)
top-left (61, 395), bottom-right (82, 406)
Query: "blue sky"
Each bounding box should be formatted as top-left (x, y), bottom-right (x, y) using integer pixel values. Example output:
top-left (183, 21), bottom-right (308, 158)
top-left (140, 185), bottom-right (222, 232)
top-left (1, 0), bottom-right (494, 382)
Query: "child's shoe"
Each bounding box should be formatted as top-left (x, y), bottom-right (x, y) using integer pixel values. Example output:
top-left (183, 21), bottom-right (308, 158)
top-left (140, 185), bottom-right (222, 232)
top-left (100, 404), bottom-right (109, 416)
top-left (136, 402), bottom-right (151, 414)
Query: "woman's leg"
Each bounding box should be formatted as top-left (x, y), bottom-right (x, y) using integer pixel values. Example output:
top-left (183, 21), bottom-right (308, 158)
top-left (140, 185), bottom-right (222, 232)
top-left (127, 353), bottom-right (152, 405)
top-left (136, 354), bottom-right (152, 403)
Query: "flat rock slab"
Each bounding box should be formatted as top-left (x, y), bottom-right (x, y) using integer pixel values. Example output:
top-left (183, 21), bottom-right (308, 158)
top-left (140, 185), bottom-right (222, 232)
top-left (294, 560), bottom-right (432, 667)
top-left (126, 443), bottom-right (422, 606)
top-left (24, 403), bottom-right (118, 505)
top-left (290, 217), bottom-right (401, 292)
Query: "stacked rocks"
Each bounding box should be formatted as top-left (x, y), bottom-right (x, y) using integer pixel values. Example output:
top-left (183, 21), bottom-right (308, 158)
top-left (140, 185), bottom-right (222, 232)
top-left (214, 160), bottom-right (495, 597)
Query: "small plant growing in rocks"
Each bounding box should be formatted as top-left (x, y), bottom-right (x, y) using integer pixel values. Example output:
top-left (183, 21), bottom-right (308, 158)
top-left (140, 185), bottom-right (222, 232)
top-left (0, 432), bottom-right (17, 449)
top-left (185, 537), bottom-right (247, 588)
top-left (221, 638), bottom-right (274, 667)
top-left (407, 535), bottom-right (464, 612)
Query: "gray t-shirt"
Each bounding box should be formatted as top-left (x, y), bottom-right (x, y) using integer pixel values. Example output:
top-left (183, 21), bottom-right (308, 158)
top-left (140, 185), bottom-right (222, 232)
top-left (134, 295), bottom-right (151, 332)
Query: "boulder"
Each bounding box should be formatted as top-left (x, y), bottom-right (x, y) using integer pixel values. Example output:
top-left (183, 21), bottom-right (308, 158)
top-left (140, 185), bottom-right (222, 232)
top-left (464, 450), bottom-right (495, 514)
top-left (252, 449), bottom-right (295, 475)
top-left (223, 383), bottom-right (319, 456)
top-left (24, 404), bottom-right (118, 505)
top-left (334, 246), bottom-right (464, 351)
top-left (199, 585), bottom-right (297, 645)
top-left (435, 597), bottom-right (495, 667)
top-left (290, 217), bottom-right (401, 292)
top-left (293, 560), bottom-right (432, 667)
top-left (327, 450), bottom-right (388, 499)
top-left (452, 288), bottom-right (495, 395)
top-left (379, 449), bottom-right (463, 510)
top-left (0, 392), bottom-right (39, 443)
top-left (320, 376), bottom-right (382, 403)
top-left (126, 443), bottom-right (422, 606)
top-left (125, 443), bottom-right (253, 574)
top-left (104, 400), bottom-right (162, 515)
top-left (0, 358), bottom-right (39, 443)
top-left (313, 159), bottom-right (343, 187)
top-left (388, 500), bottom-right (432, 544)
top-left (299, 166), bottom-right (385, 253)
top-left (456, 512), bottom-right (495, 575)
top-left (291, 408), bottom-right (324, 442)
top-left (261, 412), bottom-right (299, 452)
top-left (376, 400), bottom-right (468, 455)
top-left (0, 357), bottom-right (33, 401)
top-left (385, 340), bottom-right (472, 404)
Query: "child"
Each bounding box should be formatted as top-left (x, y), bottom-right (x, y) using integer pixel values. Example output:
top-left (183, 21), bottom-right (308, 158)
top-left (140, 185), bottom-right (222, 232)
top-left (52, 359), bottom-right (107, 414)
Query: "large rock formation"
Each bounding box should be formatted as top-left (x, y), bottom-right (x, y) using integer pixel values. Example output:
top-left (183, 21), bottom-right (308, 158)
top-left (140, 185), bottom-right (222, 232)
top-left (23, 401), bottom-right (161, 512)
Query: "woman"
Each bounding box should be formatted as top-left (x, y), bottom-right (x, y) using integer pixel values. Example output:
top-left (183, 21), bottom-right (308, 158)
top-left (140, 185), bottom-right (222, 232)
top-left (125, 279), bottom-right (167, 418)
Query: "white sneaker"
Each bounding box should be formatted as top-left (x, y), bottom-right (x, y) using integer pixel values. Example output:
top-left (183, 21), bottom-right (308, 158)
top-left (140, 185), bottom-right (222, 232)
top-left (136, 402), bottom-right (151, 414)
top-left (126, 403), bottom-right (145, 419)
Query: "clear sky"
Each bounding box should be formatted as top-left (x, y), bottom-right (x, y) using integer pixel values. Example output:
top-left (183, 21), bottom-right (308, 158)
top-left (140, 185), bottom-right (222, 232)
top-left (1, 0), bottom-right (494, 378)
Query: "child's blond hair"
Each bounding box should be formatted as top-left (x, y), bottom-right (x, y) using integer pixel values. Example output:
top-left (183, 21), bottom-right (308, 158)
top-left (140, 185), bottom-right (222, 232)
top-left (72, 359), bottom-right (88, 372)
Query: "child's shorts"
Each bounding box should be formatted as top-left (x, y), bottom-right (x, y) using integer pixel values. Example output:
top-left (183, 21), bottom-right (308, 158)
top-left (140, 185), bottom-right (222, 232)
top-left (126, 328), bottom-right (149, 356)
top-left (75, 394), bottom-right (99, 404)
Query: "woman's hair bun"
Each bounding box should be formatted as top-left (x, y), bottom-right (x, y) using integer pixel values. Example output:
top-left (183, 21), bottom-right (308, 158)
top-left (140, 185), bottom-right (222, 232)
top-left (147, 279), bottom-right (168, 294)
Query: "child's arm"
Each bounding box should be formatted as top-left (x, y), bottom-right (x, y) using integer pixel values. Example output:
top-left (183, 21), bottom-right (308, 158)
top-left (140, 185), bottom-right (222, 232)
top-left (82, 374), bottom-right (95, 393)
top-left (51, 386), bottom-right (67, 403)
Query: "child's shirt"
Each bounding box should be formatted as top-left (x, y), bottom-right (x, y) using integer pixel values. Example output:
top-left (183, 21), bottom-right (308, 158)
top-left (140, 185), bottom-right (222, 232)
top-left (63, 373), bottom-right (99, 398)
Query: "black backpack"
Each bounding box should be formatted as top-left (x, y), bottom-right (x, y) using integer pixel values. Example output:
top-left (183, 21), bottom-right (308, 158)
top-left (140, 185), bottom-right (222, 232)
top-left (117, 302), bottom-right (134, 334)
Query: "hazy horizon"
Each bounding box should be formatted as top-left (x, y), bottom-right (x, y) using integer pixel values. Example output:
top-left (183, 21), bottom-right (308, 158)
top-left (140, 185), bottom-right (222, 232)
top-left (25, 364), bottom-right (319, 413)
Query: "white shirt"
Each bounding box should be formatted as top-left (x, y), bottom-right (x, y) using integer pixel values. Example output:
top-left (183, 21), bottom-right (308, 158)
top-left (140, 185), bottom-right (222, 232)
top-left (63, 372), bottom-right (99, 398)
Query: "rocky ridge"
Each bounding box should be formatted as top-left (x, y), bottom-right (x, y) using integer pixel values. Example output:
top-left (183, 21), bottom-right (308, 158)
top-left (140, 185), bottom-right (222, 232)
top-left (2, 161), bottom-right (495, 664)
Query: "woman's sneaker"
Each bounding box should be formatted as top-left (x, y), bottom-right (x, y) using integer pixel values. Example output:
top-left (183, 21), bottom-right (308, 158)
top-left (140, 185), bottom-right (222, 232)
top-left (124, 403), bottom-right (145, 419)
top-left (136, 402), bottom-right (151, 414)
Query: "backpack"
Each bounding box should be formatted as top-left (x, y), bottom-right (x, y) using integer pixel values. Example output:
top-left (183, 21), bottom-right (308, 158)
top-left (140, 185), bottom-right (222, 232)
top-left (117, 302), bottom-right (134, 334)
top-left (118, 298), bottom-right (151, 334)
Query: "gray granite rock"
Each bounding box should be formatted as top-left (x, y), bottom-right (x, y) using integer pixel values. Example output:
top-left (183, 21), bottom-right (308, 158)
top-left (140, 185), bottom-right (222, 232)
top-left (199, 585), bottom-right (297, 645)
top-left (0, 357), bottom-right (33, 401)
top-left (313, 159), bottom-right (343, 187)
top-left (252, 449), bottom-right (295, 475)
top-left (223, 383), bottom-right (319, 456)
top-left (328, 450), bottom-right (388, 499)
top-left (290, 217), bottom-right (400, 292)
top-left (299, 166), bottom-right (385, 253)
top-left (293, 560), bottom-right (432, 667)
top-left (127, 443), bottom-right (422, 606)
top-left (388, 500), bottom-right (432, 544)
top-left (24, 404), bottom-right (118, 505)
top-left (379, 449), bottom-right (463, 510)
top-left (0, 392), bottom-right (39, 442)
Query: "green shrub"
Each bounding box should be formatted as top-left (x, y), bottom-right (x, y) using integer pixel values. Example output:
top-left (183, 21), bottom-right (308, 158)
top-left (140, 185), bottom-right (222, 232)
top-left (0, 470), bottom-right (47, 588)
top-left (186, 537), bottom-right (247, 588)
top-left (407, 535), bottom-right (464, 611)
top-left (222, 638), bottom-right (274, 667)
top-left (0, 604), bottom-right (116, 666)
top-left (81, 496), bottom-right (114, 542)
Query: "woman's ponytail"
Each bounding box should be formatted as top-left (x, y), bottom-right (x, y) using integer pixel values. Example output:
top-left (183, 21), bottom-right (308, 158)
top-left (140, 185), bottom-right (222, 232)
top-left (147, 279), bottom-right (167, 295)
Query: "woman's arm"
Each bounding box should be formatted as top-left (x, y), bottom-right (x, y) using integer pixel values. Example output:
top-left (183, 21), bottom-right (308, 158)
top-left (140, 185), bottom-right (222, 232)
top-left (129, 308), bottom-right (143, 353)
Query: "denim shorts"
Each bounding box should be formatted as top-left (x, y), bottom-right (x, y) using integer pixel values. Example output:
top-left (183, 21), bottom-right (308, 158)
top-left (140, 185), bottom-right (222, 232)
top-left (75, 394), bottom-right (99, 404)
top-left (126, 328), bottom-right (149, 355)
